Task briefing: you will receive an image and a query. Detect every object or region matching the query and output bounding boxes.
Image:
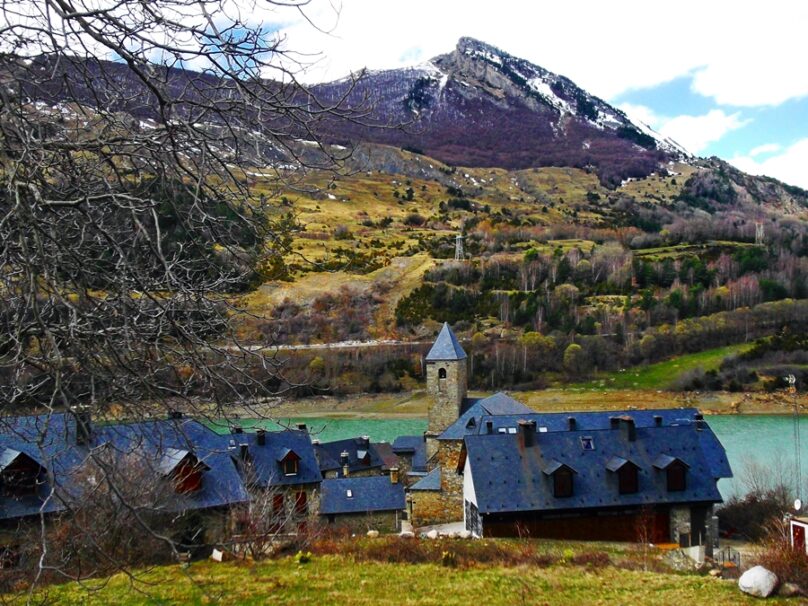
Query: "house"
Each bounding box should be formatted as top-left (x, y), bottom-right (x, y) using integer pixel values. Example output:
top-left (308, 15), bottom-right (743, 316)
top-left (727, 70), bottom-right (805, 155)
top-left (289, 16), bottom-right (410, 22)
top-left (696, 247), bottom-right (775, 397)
top-left (0, 410), bottom-right (249, 565)
top-left (227, 426), bottom-right (322, 534)
top-left (460, 412), bottom-right (731, 552)
top-left (319, 472), bottom-right (406, 533)
top-left (314, 436), bottom-right (398, 478)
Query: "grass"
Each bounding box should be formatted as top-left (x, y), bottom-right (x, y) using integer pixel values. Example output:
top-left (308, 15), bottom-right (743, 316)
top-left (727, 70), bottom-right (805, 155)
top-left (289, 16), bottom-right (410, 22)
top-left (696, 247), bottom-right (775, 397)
top-left (575, 344), bottom-right (753, 391)
top-left (20, 540), bottom-right (786, 605)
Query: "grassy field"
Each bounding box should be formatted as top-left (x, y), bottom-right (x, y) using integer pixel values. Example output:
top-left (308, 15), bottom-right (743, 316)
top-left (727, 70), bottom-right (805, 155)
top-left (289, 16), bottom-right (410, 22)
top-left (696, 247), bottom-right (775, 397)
top-left (573, 344), bottom-right (753, 391)
top-left (25, 546), bottom-right (785, 605)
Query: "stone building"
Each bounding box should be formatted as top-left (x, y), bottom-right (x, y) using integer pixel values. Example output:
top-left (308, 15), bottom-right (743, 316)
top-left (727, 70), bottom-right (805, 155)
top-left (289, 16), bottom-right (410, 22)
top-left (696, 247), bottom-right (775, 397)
top-left (319, 472), bottom-right (406, 533)
top-left (228, 426), bottom-right (323, 534)
top-left (409, 323), bottom-right (532, 526)
top-left (460, 410), bottom-right (731, 553)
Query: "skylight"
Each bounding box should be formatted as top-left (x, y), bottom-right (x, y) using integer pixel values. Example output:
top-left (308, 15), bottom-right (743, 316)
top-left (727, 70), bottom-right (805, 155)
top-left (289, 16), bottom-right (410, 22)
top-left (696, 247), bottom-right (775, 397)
top-left (580, 436), bottom-right (595, 450)
top-left (346, 489), bottom-right (353, 498)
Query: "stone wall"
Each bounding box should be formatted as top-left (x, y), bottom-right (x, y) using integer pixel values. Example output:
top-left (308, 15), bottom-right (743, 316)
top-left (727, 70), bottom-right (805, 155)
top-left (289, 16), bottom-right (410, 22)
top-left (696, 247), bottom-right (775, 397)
top-left (426, 360), bottom-right (467, 434)
top-left (669, 505), bottom-right (691, 544)
top-left (410, 440), bottom-right (465, 526)
top-left (321, 510), bottom-right (401, 534)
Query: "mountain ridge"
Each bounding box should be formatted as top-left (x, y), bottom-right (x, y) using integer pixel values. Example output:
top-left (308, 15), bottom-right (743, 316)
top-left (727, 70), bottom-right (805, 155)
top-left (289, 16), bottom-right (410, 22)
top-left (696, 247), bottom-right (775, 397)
top-left (311, 37), bottom-right (688, 185)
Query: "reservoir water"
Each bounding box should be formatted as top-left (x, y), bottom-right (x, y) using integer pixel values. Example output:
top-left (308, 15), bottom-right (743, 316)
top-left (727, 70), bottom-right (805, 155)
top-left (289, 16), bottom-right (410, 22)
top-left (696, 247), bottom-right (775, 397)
top-left (224, 414), bottom-right (807, 500)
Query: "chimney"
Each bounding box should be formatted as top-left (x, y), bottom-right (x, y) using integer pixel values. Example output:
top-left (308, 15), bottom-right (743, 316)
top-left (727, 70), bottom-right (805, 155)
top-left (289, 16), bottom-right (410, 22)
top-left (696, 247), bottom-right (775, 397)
top-left (233, 425), bottom-right (243, 434)
top-left (609, 417), bottom-right (620, 430)
top-left (256, 429), bottom-right (266, 446)
top-left (518, 419), bottom-right (537, 448)
top-left (568, 417), bottom-right (576, 431)
top-left (239, 443), bottom-right (249, 460)
top-left (169, 410), bottom-right (183, 420)
top-left (694, 413), bottom-right (705, 431)
top-left (340, 450), bottom-right (350, 477)
top-left (390, 467), bottom-right (400, 484)
top-left (296, 423), bottom-right (308, 432)
top-left (654, 415), bottom-right (663, 427)
top-left (486, 420), bottom-right (493, 435)
top-left (360, 435), bottom-right (370, 447)
top-left (71, 406), bottom-right (92, 446)
top-left (620, 417), bottom-right (636, 441)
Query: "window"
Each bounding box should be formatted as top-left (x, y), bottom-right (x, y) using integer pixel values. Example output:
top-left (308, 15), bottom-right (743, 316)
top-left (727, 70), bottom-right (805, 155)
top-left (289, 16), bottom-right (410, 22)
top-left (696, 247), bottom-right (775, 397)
top-left (667, 462), bottom-right (686, 492)
top-left (295, 491), bottom-right (308, 515)
top-left (618, 464), bottom-right (639, 494)
top-left (438, 368), bottom-right (447, 379)
top-left (580, 436), bottom-right (595, 451)
top-left (346, 489), bottom-right (353, 498)
top-left (283, 458), bottom-right (298, 476)
top-left (553, 468), bottom-right (573, 498)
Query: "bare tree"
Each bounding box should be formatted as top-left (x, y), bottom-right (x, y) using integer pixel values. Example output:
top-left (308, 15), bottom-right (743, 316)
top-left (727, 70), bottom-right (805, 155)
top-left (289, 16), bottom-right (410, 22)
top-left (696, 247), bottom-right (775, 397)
top-left (0, 0), bottom-right (364, 594)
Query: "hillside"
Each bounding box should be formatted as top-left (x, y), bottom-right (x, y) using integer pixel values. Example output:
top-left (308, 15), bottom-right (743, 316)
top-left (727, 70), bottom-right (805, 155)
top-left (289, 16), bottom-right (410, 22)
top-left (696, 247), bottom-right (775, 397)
top-left (9, 38), bottom-right (808, 396)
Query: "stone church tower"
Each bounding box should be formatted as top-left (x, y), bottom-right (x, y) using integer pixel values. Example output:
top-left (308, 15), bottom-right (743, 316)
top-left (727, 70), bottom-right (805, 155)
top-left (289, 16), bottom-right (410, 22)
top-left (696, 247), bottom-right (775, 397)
top-left (424, 323), bottom-right (467, 456)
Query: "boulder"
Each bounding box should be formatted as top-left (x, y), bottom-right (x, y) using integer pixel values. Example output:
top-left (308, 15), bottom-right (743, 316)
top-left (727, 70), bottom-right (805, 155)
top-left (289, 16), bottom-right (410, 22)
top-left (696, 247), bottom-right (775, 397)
top-left (366, 530), bottom-right (380, 538)
top-left (426, 529), bottom-right (439, 540)
top-left (738, 566), bottom-right (779, 598)
top-left (459, 530), bottom-right (472, 539)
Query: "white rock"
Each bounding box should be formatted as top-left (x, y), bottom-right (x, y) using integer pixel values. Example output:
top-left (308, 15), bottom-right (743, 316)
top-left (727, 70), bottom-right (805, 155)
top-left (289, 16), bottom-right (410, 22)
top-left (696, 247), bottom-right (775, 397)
top-left (738, 565), bottom-right (779, 598)
top-left (426, 529), bottom-right (439, 540)
top-left (366, 530), bottom-right (380, 538)
top-left (210, 548), bottom-right (223, 562)
top-left (459, 530), bottom-right (472, 539)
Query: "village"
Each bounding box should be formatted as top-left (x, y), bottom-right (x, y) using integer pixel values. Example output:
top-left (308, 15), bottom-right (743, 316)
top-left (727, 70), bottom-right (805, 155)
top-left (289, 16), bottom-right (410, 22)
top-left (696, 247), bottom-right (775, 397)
top-left (0, 324), bottom-right (738, 567)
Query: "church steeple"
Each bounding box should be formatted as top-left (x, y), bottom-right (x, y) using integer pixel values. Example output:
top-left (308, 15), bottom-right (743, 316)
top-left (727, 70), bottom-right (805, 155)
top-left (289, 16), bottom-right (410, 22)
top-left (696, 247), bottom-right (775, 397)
top-left (425, 323), bottom-right (468, 437)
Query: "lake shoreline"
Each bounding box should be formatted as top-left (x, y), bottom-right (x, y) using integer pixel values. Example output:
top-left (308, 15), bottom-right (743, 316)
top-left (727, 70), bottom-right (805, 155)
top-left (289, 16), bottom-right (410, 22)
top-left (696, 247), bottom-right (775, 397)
top-left (224, 388), bottom-right (807, 420)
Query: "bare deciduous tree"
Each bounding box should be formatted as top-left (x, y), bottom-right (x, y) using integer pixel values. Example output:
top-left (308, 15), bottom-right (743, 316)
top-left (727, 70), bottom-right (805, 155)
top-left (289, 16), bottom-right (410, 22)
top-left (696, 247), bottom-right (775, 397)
top-left (0, 0), bottom-right (363, 593)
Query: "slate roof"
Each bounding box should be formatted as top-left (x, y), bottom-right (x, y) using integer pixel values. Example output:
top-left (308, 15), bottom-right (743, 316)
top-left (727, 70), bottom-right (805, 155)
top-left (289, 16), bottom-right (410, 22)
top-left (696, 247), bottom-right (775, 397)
top-left (464, 421), bottom-right (730, 516)
top-left (410, 467), bottom-right (441, 491)
top-left (319, 476), bottom-right (406, 515)
top-left (425, 323), bottom-right (467, 361)
top-left (0, 413), bottom-right (249, 521)
top-left (392, 435), bottom-right (427, 473)
top-left (229, 429), bottom-right (322, 487)
top-left (439, 392), bottom-right (534, 440)
top-left (465, 407), bottom-right (732, 479)
top-left (314, 437), bottom-right (386, 476)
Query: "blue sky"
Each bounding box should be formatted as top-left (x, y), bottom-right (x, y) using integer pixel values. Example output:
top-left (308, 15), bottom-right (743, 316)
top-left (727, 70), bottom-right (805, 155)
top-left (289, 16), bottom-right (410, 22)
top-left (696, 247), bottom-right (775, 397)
top-left (271, 0), bottom-right (808, 188)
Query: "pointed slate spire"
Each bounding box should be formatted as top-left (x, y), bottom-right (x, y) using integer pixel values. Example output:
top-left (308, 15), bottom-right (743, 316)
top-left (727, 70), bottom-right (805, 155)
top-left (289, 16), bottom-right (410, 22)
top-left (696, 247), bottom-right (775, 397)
top-left (425, 322), bottom-right (467, 361)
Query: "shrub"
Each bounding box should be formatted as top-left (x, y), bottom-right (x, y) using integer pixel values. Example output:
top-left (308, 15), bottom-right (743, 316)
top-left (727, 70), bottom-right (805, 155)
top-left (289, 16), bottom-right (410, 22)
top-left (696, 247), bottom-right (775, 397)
top-left (758, 518), bottom-right (808, 588)
top-left (403, 212), bottom-right (426, 227)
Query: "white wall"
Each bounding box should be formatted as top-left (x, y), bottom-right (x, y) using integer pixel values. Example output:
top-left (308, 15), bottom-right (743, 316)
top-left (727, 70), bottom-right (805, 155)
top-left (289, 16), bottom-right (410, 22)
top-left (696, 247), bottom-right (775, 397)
top-left (463, 456), bottom-right (477, 506)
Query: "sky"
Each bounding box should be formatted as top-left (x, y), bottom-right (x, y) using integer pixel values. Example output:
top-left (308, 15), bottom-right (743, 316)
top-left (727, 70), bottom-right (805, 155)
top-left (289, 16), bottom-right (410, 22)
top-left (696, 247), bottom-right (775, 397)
top-left (267, 0), bottom-right (808, 189)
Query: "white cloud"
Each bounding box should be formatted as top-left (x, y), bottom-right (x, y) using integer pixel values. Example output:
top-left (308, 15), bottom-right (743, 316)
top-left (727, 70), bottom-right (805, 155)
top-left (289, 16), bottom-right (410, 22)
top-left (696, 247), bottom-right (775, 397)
top-left (274, 0), bottom-right (808, 108)
top-left (658, 111), bottom-right (750, 155)
top-left (729, 139), bottom-right (808, 190)
top-left (748, 143), bottom-right (782, 157)
top-left (618, 104), bottom-right (749, 155)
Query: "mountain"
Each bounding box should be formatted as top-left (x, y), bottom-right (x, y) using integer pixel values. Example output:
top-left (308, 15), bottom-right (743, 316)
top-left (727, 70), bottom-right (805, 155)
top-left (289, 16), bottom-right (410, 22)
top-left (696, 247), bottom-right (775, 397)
top-left (313, 37), bottom-right (688, 186)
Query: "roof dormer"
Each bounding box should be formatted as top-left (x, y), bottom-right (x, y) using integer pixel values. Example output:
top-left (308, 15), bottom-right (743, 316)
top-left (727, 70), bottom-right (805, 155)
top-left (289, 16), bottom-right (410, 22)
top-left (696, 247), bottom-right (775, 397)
top-left (0, 449), bottom-right (45, 496)
top-left (159, 448), bottom-right (210, 494)
top-left (277, 448), bottom-right (301, 476)
top-left (606, 456), bottom-right (640, 494)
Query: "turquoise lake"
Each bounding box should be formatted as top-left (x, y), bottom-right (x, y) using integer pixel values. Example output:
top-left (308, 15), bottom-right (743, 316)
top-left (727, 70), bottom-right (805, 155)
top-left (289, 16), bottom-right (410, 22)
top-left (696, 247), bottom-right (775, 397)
top-left (219, 415), bottom-right (807, 499)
